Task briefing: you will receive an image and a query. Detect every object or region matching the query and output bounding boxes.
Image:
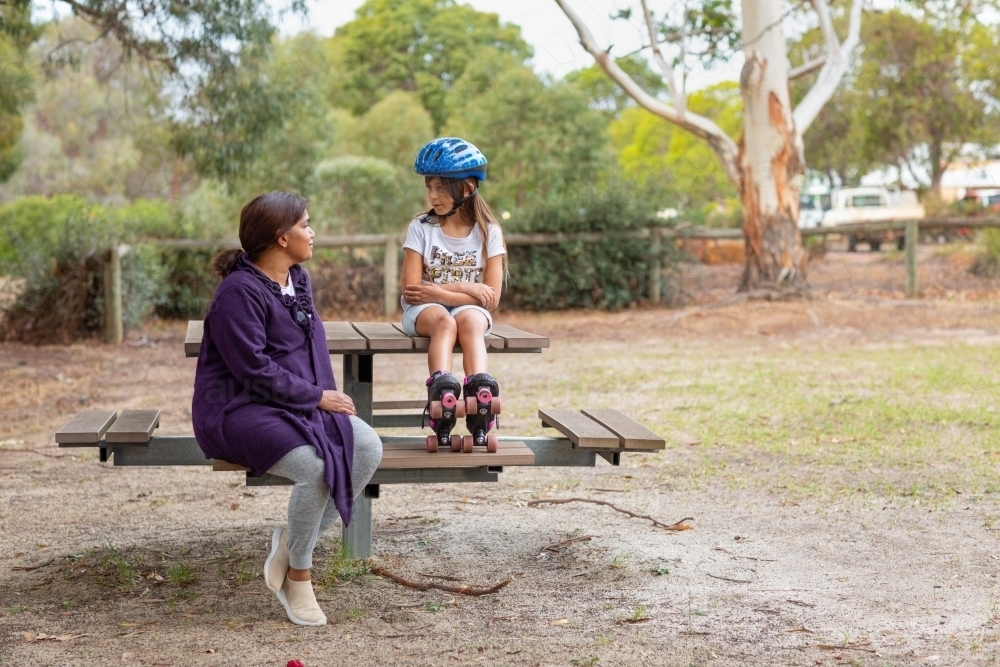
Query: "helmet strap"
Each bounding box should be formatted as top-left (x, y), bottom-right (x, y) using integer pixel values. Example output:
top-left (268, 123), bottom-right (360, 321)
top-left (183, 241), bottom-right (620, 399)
top-left (440, 187), bottom-right (478, 217)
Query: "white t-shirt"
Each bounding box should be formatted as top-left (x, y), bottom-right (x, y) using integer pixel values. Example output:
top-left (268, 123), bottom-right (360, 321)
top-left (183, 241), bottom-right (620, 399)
top-left (402, 217), bottom-right (506, 285)
top-left (280, 281), bottom-right (295, 297)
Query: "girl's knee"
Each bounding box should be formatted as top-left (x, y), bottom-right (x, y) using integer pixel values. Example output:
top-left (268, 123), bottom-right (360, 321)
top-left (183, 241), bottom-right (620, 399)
top-left (431, 313), bottom-right (457, 336)
top-left (456, 312), bottom-right (488, 337)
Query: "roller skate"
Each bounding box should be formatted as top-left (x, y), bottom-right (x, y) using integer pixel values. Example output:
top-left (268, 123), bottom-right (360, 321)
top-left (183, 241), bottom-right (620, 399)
top-left (462, 373), bottom-right (502, 453)
top-left (424, 371), bottom-right (465, 453)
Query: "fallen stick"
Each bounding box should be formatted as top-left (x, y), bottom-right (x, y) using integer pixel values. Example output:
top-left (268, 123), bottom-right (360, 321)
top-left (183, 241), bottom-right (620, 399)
top-left (12, 559), bottom-right (55, 572)
top-left (541, 535), bottom-right (595, 552)
top-left (706, 573), bottom-right (751, 584)
top-left (3, 449), bottom-right (70, 459)
top-left (527, 498), bottom-right (693, 531)
top-left (369, 563), bottom-right (510, 596)
top-left (417, 572), bottom-right (462, 582)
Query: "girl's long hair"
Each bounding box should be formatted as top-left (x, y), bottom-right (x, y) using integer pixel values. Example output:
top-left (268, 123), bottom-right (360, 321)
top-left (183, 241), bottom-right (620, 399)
top-left (212, 192), bottom-right (309, 278)
top-left (422, 176), bottom-right (509, 278)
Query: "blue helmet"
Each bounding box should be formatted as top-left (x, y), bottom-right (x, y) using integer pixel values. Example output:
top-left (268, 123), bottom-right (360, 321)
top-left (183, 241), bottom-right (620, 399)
top-left (414, 137), bottom-right (488, 182)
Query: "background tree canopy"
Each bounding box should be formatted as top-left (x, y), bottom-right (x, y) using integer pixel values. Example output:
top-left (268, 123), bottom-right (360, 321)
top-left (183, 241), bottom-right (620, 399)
top-left (3, 0), bottom-right (1000, 233)
top-left (791, 6), bottom-right (1000, 195)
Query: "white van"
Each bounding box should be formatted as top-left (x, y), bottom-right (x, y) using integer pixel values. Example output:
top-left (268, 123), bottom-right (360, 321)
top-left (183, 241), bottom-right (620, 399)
top-left (798, 187), bottom-right (925, 251)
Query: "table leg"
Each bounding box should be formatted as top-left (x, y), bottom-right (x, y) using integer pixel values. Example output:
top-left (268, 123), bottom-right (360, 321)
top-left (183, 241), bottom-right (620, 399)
top-left (342, 495), bottom-right (372, 558)
top-left (343, 354), bottom-right (373, 423)
top-left (342, 354), bottom-right (374, 558)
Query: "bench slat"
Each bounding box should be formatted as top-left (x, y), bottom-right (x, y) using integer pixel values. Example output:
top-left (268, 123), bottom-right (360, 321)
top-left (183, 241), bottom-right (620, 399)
top-left (213, 440), bottom-right (534, 473)
top-left (105, 410), bottom-right (161, 443)
top-left (56, 410), bottom-right (118, 444)
top-left (373, 399), bottom-right (426, 411)
top-left (581, 409), bottom-right (665, 451)
top-left (352, 322), bottom-right (414, 350)
top-left (489, 325), bottom-right (550, 349)
top-left (378, 440), bottom-right (534, 468)
top-left (213, 459), bottom-right (247, 472)
top-left (323, 321), bottom-right (367, 351)
top-left (185, 321), bottom-right (203, 356)
top-left (538, 408), bottom-right (620, 449)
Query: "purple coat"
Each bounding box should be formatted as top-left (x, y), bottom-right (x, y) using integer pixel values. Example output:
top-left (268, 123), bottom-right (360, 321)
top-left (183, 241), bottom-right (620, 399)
top-left (192, 254), bottom-right (356, 524)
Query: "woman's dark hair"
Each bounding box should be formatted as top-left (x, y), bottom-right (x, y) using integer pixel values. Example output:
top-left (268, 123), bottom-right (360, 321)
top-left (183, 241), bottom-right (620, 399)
top-left (213, 192), bottom-right (309, 277)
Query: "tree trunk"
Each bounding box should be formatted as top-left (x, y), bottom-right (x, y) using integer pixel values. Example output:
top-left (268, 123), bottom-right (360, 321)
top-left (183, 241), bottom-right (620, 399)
top-left (738, 0), bottom-right (808, 294)
top-left (929, 138), bottom-right (944, 199)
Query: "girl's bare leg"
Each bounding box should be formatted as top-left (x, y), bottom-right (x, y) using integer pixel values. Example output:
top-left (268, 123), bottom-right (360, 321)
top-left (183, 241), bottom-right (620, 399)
top-left (455, 309), bottom-right (490, 377)
top-left (415, 306), bottom-right (458, 374)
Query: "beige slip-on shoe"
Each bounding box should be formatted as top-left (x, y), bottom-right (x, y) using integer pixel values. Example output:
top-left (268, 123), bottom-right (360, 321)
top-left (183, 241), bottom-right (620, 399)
top-left (264, 527), bottom-right (289, 593)
top-left (278, 578), bottom-right (327, 626)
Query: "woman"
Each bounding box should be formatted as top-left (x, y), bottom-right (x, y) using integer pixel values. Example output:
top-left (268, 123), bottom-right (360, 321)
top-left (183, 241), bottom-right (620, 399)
top-left (192, 192), bottom-right (382, 626)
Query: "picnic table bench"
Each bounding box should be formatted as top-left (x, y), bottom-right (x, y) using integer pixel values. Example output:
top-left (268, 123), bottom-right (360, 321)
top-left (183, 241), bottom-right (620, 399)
top-left (56, 321), bottom-right (664, 557)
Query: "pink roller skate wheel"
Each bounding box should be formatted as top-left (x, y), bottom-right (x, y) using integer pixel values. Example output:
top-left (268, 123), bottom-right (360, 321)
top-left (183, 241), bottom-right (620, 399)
top-left (490, 395), bottom-right (502, 415)
top-left (477, 388), bottom-right (492, 403)
top-left (441, 392), bottom-right (457, 409)
top-left (425, 435), bottom-right (438, 453)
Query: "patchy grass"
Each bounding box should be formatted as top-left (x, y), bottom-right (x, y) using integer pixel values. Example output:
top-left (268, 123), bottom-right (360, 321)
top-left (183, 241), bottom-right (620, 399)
top-left (165, 562), bottom-right (197, 586)
top-left (317, 550), bottom-right (369, 588)
top-left (496, 340), bottom-right (998, 503)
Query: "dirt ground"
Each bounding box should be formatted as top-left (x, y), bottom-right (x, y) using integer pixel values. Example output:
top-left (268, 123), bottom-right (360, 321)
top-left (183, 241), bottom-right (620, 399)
top-left (3, 247), bottom-right (1000, 666)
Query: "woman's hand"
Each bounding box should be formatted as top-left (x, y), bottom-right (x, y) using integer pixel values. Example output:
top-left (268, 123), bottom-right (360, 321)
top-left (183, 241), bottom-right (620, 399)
top-left (403, 282), bottom-right (444, 305)
top-left (319, 390), bottom-right (356, 415)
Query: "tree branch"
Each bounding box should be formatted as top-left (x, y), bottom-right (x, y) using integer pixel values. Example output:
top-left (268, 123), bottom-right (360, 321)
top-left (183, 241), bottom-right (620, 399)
top-left (554, 0), bottom-right (742, 190)
top-left (793, 0), bottom-right (864, 133)
top-left (788, 56), bottom-right (826, 80)
top-left (369, 563), bottom-right (510, 596)
top-left (640, 0), bottom-right (684, 112)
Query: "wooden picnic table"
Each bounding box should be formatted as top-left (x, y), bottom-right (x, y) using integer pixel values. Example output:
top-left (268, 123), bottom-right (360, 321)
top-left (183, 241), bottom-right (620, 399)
top-left (185, 320), bottom-right (550, 554)
top-left (57, 320), bottom-right (664, 558)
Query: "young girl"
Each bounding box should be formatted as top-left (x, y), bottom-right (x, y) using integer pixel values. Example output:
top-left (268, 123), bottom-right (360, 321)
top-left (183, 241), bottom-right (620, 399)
top-left (400, 138), bottom-right (507, 453)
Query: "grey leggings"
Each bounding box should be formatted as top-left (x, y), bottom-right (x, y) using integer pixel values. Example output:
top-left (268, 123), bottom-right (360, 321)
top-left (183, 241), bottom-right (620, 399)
top-left (267, 416), bottom-right (382, 569)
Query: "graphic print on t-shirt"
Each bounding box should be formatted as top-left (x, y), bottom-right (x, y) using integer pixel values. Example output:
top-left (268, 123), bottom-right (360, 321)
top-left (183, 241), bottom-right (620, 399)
top-left (424, 245), bottom-right (482, 284)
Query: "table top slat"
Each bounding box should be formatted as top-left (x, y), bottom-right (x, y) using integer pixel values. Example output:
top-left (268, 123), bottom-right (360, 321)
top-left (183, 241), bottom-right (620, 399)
top-left (323, 321), bottom-right (367, 351)
top-left (56, 410), bottom-right (118, 444)
top-left (489, 325), bottom-right (550, 349)
top-left (351, 322), bottom-right (414, 350)
top-left (538, 408), bottom-right (620, 449)
top-left (391, 323), bottom-right (505, 351)
top-left (105, 409), bottom-right (161, 444)
top-left (185, 320), bottom-right (542, 356)
top-left (580, 409), bottom-right (665, 451)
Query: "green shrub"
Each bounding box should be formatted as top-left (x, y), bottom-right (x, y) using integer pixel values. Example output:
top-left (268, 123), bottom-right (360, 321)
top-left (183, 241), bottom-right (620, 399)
top-left (503, 195), bottom-right (678, 310)
top-left (312, 156), bottom-right (423, 235)
top-left (971, 228), bottom-right (1000, 277)
top-left (0, 195), bottom-right (174, 342)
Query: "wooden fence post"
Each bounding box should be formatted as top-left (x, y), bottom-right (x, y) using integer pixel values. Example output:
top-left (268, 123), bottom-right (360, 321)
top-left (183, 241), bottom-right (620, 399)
top-left (104, 245), bottom-right (123, 345)
top-left (383, 234), bottom-right (399, 316)
top-left (905, 220), bottom-right (918, 298)
top-left (648, 227), bottom-right (662, 303)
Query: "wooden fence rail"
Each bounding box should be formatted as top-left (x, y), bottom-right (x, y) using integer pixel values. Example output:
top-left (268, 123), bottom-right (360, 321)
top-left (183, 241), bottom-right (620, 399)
top-left (100, 217), bottom-right (1000, 343)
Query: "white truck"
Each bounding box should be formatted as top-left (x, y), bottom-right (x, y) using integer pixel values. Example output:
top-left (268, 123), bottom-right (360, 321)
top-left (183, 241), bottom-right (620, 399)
top-left (799, 186), bottom-right (925, 251)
